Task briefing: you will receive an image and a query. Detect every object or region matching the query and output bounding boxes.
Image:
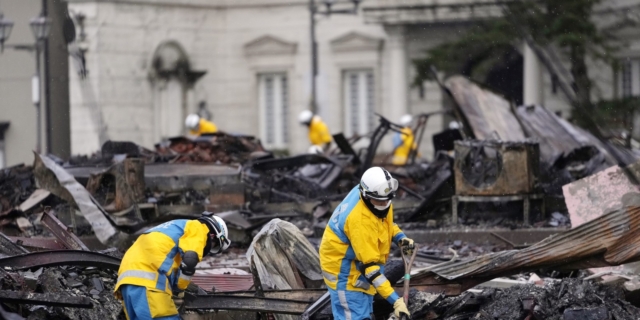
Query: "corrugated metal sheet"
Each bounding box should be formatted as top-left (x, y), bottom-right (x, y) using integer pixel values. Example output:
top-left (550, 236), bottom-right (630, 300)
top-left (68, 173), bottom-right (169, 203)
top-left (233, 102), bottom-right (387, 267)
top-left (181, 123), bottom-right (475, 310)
top-left (414, 205), bottom-right (640, 283)
top-left (192, 274), bottom-right (254, 292)
top-left (446, 76), bottom-right (526, 141)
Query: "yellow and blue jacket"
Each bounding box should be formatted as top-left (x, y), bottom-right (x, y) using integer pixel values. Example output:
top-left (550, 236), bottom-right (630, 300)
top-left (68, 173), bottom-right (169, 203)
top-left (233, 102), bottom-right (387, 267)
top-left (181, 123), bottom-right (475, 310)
top-left (114, 219), bottom-right (208, 298)
top-left (319, 186), bottom-right (407, 304)
top-left (392, 127), bottom-right (417, 166)
top-left (309, 116), bottom-right (332, 146)
top-left (190, 118), bottom-right (218, 136)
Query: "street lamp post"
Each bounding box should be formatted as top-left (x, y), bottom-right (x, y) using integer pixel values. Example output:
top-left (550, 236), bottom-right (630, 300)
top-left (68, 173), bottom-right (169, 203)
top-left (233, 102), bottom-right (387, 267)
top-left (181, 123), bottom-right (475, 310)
top-left (0, 14), bottom-right (14, 51)
top-left (309, 0), bottom-right (361, 114)
top-left (0, 11), bottom-right (51, 154)
top-left (29, 15), bottom-right (52, 154)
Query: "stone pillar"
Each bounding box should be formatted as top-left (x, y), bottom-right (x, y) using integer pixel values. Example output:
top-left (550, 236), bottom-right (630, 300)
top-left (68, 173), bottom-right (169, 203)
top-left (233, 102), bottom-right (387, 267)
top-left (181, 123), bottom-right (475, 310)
top-left (523, 42), bottom-right (543, 106)
top-left (386, 25), bottom-right (408, 123)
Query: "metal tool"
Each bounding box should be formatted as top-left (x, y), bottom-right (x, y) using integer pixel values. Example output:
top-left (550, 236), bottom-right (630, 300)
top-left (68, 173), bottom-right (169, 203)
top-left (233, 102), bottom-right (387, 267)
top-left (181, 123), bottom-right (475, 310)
top-left (400, 243), bottom-right (418, 320)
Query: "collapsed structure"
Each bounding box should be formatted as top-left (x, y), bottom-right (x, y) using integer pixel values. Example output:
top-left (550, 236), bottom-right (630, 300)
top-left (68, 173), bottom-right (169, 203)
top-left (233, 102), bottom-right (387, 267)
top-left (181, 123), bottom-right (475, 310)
top-left (1, 74), bottom-right (640, 319)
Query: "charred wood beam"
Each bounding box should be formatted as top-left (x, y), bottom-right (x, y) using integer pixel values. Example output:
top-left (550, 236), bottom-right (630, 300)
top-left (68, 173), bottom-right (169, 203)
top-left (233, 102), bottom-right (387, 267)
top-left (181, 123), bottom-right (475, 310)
top-left (0, 233), bottom-right (29, 256)
top-left (0, 250), bottom-right (120, 271)
top-left (41, 209), bottom-right (90, 251)
top-left (0, 290), bottom-right (93, 308)
top-left (185, 295), bottom-right (311, 315)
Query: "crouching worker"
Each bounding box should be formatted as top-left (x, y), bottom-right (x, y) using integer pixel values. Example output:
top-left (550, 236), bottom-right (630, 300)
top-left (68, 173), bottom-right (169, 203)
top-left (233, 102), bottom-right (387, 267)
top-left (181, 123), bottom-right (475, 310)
top-left (319, 167), bottom-right (415, 320)
top-left (114, 213), bottom-right (231, 320)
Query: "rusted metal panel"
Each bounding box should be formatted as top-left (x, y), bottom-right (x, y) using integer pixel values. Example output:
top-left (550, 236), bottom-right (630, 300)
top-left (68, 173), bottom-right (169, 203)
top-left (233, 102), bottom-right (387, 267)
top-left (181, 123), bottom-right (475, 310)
top-left (6, 236), bottom-right (66, 250)
top-left (403, 228), bottom-right (563, 248)
top-left (0, 250), bottom-right (120, 271)
top-left (185, 295), bottom-right (311, 314)
top-left (40, 209), bottom-right (90, 251)
top-left (191, 274), bottom-right (254, 292)
top-left (454, 140), bottom-right (539, 196)
top-left (412, 205), bottom-right (640, 284)
top-left (445, 76), bottom-right (525, 141)
top-left (0, 290), bottom-right (93, 308)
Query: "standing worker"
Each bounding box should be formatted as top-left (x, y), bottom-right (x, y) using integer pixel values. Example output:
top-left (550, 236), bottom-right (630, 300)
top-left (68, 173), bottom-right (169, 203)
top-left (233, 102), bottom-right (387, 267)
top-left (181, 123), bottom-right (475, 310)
top-left (391, 114), bottom-right (417, 166)
top-left (319, 167), bottom-right (415, 320)
top-left (185, 114), bottom-right (218, 136)
top-left (114, 212), bottom-right (231, 320)
top-left (299, 110), bottom-right (332, 151)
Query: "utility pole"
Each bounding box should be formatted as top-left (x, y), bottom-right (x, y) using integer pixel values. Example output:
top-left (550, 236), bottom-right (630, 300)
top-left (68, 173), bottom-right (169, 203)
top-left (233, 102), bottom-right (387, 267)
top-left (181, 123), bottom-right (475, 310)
top-left (309, 0), bottom-right (318, 114)
top-left (308, 0), bottom-right (361, 115)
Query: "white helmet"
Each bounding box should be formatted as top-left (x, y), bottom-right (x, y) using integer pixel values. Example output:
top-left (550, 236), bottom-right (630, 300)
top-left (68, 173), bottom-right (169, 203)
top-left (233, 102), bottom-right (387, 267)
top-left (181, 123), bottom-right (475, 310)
top-left (400, 114), bottom-right (413, 127)
top-left (308, 145), bottom-right (323, 154)
top-left (298, 110), bottom-right (314, 124)
top-left (185, 114), bottom-right (200, 130)
top-left (359, 167), bottom-right (399, 201)
top-left (449, 121), bottom-right (460, 130)
top-left (198, 213), bottom-right (231, 255)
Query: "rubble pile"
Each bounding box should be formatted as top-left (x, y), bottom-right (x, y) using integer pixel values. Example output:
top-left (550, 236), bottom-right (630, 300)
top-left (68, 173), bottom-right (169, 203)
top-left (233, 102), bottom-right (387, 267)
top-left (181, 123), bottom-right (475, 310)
top-left (416, 240), bottom-right (508, 263)
top-left (407, 278), bottom-right (640, 320)
top-left (0, 165), bottom-right (36, 214)
top-left (0, 263), bottom-right (124, 319)
top-left (155, 134), bottom-right (267, 164)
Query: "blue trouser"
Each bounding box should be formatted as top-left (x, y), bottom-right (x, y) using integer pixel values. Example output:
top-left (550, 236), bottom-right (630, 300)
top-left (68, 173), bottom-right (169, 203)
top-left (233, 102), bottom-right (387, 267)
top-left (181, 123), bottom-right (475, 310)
top-left (328, 288), bottom-right (374, 320)
top-left (120, 285), bottom-right (181, 320)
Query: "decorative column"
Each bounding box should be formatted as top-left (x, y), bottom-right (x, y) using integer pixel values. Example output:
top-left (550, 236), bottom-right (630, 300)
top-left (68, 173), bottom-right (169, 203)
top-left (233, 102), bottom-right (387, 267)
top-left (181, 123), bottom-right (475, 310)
top-left (523, 41), bottom-right (543, 106)
top-left (386, 25), bottom-right (408, 123)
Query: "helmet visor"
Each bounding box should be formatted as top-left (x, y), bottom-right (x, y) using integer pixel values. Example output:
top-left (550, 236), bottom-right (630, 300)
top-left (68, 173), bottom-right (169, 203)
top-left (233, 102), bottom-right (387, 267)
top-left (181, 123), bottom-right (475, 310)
top-left (207, 219), bottom-right (231, 255)
top-left (362, 178), bottom-right (398, 201)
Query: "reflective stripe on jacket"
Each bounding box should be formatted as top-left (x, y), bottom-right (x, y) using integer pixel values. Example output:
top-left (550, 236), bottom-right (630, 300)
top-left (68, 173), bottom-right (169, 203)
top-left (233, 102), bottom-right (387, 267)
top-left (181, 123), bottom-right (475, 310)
top-left (190, 118), bottom-right (218, 136)
top-left (319, 186), bottom-right (406, 304)
top-left (114, 220), bottom-right (208, 298)
top-left (309, 116), bottom-right (332, 146)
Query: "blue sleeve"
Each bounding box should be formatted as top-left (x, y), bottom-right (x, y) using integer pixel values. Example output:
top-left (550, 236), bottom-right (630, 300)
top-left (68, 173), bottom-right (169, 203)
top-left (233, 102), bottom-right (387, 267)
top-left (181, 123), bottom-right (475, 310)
top-left (392, 133), bottom-right (402, 149)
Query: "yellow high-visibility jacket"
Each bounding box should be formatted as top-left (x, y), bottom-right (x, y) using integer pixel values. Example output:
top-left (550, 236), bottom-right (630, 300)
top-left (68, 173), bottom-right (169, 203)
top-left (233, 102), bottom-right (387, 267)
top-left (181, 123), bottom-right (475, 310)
top-left (319, 186), bottom-right (407, 304)
top-left (392, 127), bottom-right (417, 166)
top-left (114, 220), bottom-right (208, 298)
top-left (308, 116), bottom-right (332, 146)
top-left (190, 118), bottom-right (218, 136)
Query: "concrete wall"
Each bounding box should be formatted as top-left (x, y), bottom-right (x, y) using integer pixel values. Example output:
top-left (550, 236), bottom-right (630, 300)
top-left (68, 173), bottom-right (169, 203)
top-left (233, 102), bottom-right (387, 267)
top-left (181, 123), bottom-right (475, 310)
top-left (0, 0), bottom-right (70, 168)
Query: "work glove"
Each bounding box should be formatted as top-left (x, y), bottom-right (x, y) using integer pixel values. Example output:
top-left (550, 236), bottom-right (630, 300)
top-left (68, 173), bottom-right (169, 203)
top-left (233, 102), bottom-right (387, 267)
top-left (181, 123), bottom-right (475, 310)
top-left (393, 299), bottom-right (410, 318)
top-left (399, 237), bottom-right (415, 256)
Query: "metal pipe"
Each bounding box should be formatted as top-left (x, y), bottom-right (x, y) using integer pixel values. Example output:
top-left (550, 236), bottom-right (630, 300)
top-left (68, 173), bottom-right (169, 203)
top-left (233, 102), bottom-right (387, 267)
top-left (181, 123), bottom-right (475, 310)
top-left (34, 41), bottom-right (41, 154)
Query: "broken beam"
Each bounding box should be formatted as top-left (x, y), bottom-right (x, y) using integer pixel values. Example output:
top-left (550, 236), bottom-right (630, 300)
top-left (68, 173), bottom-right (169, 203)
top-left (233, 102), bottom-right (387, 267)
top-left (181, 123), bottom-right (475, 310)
top-left (0, 233), bottom-right (29, 256)
top-left (0, 290), bottom-right (92, 308)
top-left (41, 209), bottom-right (90, 251)
top-left (0, 250), bottom-right (120, 271)
top-left (185, 295), bottom-right (311, 315)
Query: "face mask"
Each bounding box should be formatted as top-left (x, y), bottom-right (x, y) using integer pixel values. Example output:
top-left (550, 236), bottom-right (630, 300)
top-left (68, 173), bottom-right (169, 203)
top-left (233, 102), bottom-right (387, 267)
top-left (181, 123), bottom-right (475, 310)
top-left (373, 201), bottom-right (391, 211)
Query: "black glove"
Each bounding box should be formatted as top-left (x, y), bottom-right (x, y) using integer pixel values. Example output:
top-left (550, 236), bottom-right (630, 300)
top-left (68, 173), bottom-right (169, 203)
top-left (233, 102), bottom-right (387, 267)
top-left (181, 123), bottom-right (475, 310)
top-left (180, 251), bottom-right (199, 276)
top-left (399, 238), bottom-right (415, 256)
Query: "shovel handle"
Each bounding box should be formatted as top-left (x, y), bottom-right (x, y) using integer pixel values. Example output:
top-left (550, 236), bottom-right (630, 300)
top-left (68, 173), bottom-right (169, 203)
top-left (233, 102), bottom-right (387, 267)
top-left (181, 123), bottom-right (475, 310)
top-left (400, 243), bottom-right (418, 315)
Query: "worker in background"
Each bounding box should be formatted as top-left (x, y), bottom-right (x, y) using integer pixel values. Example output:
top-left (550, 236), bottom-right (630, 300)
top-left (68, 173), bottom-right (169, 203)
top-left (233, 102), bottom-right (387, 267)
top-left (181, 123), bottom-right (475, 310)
top-left (391, 114), bottom-right (417, 166)
top-left (299, 110), bottom-right (332, 152)
top-left (319, 167), bottom-right (415, 320)
top-left (185, 113), bottom-right (218, 136)
top-left (114, 212), bottom-right (231, 320)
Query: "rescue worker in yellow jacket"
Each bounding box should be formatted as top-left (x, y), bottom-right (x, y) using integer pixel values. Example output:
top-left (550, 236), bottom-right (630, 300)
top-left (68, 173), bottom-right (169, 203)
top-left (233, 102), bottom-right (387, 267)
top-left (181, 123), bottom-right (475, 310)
top-left (114, 213), bottom-right (231, 320)
top-left (299, 110), bottom-right (332, 151)
top-left (319, 167), bottom-right (415, 320)
top-left (392, 114), bottom-right (417, 166)
top-left (185, 114), bottom-right (218, 136)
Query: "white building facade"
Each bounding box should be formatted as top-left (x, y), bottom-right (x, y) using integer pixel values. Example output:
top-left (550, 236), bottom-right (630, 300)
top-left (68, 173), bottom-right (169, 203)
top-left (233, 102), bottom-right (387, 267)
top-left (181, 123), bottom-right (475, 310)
top-left (65, 0), bottom-right (640, 159)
